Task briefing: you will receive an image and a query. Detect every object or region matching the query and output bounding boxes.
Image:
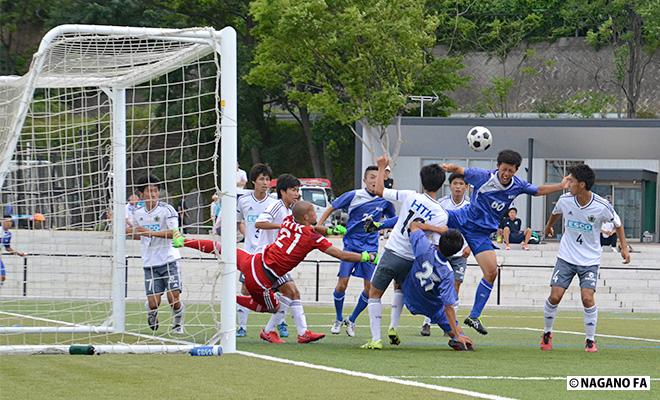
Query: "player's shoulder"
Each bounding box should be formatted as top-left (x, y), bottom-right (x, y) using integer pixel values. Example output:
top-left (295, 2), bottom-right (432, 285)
top-left (265, 199), bottom-right (284, 213)
top-left (158, 202), bottom-right (178, 215)
top-left (558, 192), bottom-right (574, 202)
top-left (591, 193), bottom-right (614, 212)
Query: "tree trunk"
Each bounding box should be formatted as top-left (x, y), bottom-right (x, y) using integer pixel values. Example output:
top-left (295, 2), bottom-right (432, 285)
top-left (321, 142), bottom-right (334, 183)
top-left (298, 106), bottom-right (323, 177)
top-left (250, 146), bottom-right (261, 165)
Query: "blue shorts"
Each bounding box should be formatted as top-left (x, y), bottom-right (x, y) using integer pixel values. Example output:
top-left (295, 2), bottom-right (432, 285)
top-left (338, 260), bottom-right (376, 280)
top-left (447, 210), bottom-right (497, 255)
top-left (0, 260), bottom-right (5, 276)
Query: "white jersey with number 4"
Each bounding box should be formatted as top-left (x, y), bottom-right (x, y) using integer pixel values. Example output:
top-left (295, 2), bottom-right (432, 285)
top-left (553, 193), bottom-right (620, 266)
top-left (130, 202), bottom-right (181, 267)
top-left (236, 193), bottom-right (277, 253)
top-left (383, 188), bottom-right (448, 260)
top-left (254, 199), bottom-right (292, 252)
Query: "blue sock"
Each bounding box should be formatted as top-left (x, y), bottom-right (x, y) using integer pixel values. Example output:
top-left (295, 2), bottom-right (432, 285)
top-left (348, 291), bottom-right (369, 323)
top-left (469, 278), bottom-right (493, 319)
top-left (333, 289), bottom-right (345, 321)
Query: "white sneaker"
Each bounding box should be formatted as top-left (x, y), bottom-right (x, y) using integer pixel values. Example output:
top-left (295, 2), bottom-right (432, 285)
top-left (345, 319), bottom-right (356, 337)
top-left (171, 324), bottom-right (185, 335)
top-left (331, 320), bottom-right (342, 334)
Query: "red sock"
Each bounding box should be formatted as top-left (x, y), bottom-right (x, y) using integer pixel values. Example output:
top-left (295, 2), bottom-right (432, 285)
top-left (183, 239), bottom-right (220, 253)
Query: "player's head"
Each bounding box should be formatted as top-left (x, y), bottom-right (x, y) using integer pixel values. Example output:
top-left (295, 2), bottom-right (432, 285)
top-left (250, 163), bottom-right (273, 194)
top-left (292, 201), bottom-right (316, 225)
top-left (507, 207), bottom-right (518, 219)
top-left (567, 164), bottom-right (595, 195)
top-left (363, 165), bottom-right (378, 192)
top-left (448, 173), bottom-right (466, 197)
top-left (127, 194), bottom-right (139, 205)
top-left (496, 150), bottom-right (522, 185)
top-left (420, 164), bottom-right (445, 193)
top-left (276, 173), bottom-right (301, 204)
top-left (437, 229), bottom-right (464, 258)
top-left (136, 175), bottom-right (161, 204)
top-left (2, 215), bottom-right (12, 229)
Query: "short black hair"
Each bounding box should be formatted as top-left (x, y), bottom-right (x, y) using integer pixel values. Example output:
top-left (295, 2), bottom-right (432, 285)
top-left (508, 207), bottom-right (517, 214)
top-left (3, 214), bottom-right (12, 219)
top-left (448, 173), bottom-right (465, 184)
top-left (438, 229), bottom-right (464, 258)
top-left (364, 165), bottom-right (378, 177)
top-left (136, 175), bottom-right (161, 193)
top-left (276, 173), bottom-right (301, 199)
top-left (497, 150), bottom-right (522, 168)
top-left (568, 164), bottom-right (595, 190)
top-left (249, 163), bottom-right (273, 183)
top-left (420, 164), bottom-right (446, 192)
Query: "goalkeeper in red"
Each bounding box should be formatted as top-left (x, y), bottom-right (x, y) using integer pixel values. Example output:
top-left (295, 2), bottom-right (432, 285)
top-left (181, 201), bottom-right (375, 343)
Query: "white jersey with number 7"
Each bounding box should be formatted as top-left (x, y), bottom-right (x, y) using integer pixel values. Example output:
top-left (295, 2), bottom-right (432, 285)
top-left (382, 188), bottom-right (448, 261)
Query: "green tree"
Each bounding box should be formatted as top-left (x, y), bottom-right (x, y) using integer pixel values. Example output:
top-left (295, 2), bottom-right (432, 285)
top-left (0, 0), bottom-right (48, 74)
top-left (248, 0), bottom-right (466, 164)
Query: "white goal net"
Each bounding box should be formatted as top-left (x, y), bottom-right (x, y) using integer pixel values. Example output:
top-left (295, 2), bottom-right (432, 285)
top-left (0, 25), bottom-right (237, 355)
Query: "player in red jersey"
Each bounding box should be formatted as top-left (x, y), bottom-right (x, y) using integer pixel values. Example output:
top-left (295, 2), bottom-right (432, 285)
top-left (182, 201), bottom-right (376, 343)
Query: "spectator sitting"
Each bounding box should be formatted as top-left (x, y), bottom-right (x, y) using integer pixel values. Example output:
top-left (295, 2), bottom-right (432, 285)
top-left (500, 207), bottom-right (532, 250)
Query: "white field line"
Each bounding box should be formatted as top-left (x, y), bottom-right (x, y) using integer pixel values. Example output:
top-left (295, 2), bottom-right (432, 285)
top-left (237, 350), bottom-right (517, 400)
top-left (300, 312), bottom-right (660, 321)
top-left (390, 376), bottom-right (660, 381)
top-left (489, 327), bottom-right (660, 343)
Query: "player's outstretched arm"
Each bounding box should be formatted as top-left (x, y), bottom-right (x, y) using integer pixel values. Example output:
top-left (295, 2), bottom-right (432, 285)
top-left (441, 163), bottom-right (464, 175)
top-left (536, 176), bottom-right (570, 196)
top-left (373, 155), bottom-right (389, 197)
top-left (317, 205), bottom-right (335, 227)
top-left (5, 245), bottom-right (26, 257)
top-left (444, 304), bottom-right (472, 347)
top-left (544, 214), bottom-right (561, 238)
top-left (409, 220), bottom-right (448, 235)
top-left (255, 221), bottom-right (281, 230)
top-left (364, 215), bottom-right (398, 233)
top-left (615, 225), bottom-right (631, 264)
top-left (323, 245), bottom-right (371, 263)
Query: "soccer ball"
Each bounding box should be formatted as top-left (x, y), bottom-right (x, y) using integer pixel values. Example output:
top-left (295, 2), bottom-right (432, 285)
top-left (466, 126), bottom-right (493, 152)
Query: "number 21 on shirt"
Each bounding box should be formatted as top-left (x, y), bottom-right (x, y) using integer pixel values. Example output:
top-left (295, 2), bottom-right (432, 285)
top-left (275, 227), bottom-right (301, 254)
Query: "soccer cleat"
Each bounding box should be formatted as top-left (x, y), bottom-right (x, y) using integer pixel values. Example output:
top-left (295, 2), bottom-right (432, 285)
top-left (259, 329), bottom-right (285, 344)
top-left (297, 330), bottom-right (325, 344)
top-left (420, 323), bottom-right (431, 337)
top-left (360, 339), bottom-right (383, 350)
top-left (448, 337), bottom-right (474, 351)
top-left (331, 320), bottom-right (343, 334)
top-left (540, 332), bottom-right (553, 351)
top-left (236, 326), bottom-right (247, 337)
top-left (277, 321), bottom-right (289, 338)
top-left (345, 319), bottom-right (356, 337)
top-left (585, 339), bottom-right (598, 353)
top-left (388, 327), bottom-right (401, 345)
top-left (171, 227), bottom-right (185, 248)
top-left (171, 323), bottom-right (184, 335)
top-left (464, 317), bottom-right (488, 335)
top-left (147, 310), bottom-right (159, 331)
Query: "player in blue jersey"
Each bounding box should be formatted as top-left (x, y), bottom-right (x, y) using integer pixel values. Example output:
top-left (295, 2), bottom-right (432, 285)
top-left (405, 221), bottom-right (474, 350)
top-left (442, 150), bottom-right (568, 335)
top-left (0, 215), bottom-right (27, 287)
top-left (318, 166), bottom-right (396, 336)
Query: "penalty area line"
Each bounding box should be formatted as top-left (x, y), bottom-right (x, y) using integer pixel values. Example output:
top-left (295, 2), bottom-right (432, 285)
top-left (490, 327), bottom-right (660, 343)
top-left (237, 350), bottom-right (517, 400)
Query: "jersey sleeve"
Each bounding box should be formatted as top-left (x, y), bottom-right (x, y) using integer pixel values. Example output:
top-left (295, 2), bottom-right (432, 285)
top-left (463, 168), bottom-right (490, 188)
top-left (236, 199), bottom-right (245, 222)
top-left (331, 191), bottom-right (355, 210)
top-left (602, 205), bottom-right (621, 228)
top-left (382, 188), bottom-right (414, 203)
top-left (410, 230), bottom-right (434, 261)
top-left (379, 215), bottom-right (398, 230)
top-left (519, 179), bottom-right (539, 195)
top-left (165, 205), bottom-right (179, 229)
top-left (311, 230), bottom-right (333, 252)
top-left (3, 232), bottom-right (12, 249)
top-left (551, 197), bottom-right (565, 215)
top-left (383, 201), bottom-right (397, 219)
top-left (256, 209), bottom-right (274, 224)
top-left (438, 277), bottom-right (458, 306)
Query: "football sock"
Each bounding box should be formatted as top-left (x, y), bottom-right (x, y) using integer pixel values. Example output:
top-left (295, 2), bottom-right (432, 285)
top-left (469, 278), bottom-right (493, 319)
top-left (348, 290), bottom-right (369, 323)
top-left (237, 304), bottom-right (250, 329)
top-left (265, 295), bottom-right (291, 333)
top-left (290, 299), bottom-right (308, 336)
top-left (333, 288), bottom-right (345, 321)
top-left (423, 316), bottom-right (432, 325)
top-left (544, 298), bottom-right (558, 333)
top-left (389, 289), bottom-right (404, 329)
top-left (584, 305), bottom-right (598, 341)
top-left (367, 298), bottom-right (382, 342)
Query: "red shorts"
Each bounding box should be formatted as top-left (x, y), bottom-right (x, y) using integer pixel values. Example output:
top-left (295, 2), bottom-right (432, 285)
top-left (237, 249), bottom-right (279, 312)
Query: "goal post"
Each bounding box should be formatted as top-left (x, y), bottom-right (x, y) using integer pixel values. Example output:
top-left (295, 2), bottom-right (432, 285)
top-left (0, 25), bottom-right (237, 354)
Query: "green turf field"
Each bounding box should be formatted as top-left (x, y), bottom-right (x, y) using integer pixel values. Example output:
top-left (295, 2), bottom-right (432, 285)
top-left (0, 305), bottom-right (658, 400)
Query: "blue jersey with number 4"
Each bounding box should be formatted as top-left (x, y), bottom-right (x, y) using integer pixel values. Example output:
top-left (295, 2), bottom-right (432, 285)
top-left (462, 168), bottom-right (538, 231)
top-left (402, 230), bottom-right (457, 319)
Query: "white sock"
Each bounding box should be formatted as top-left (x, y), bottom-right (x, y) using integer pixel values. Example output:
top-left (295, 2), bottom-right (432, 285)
top-left (584, 305), bottom-right (598, 341)
top-left (237, 305), bottom-right (250, 329)
top-left (423, 316), bottom-right (431, 325)
top-left (290, 299), bottom-right (307, 336)
top-left (265, 296), bottom-right (291, 333)
top-left (389, 289), bottom-right (404, 329)
top-left (172, 302), bottom-right (184, 326)
top-left (544, 298), bottom-right (558, 333)
top-left (368, 298), bottom-right (382, 342)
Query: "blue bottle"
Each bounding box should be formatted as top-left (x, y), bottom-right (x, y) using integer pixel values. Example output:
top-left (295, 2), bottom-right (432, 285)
top-left (189, 345), bottom-right (223, 356)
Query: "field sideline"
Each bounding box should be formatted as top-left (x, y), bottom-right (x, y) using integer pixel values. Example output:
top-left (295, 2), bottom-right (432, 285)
top-left (0, 307), bottom-right (658, 400)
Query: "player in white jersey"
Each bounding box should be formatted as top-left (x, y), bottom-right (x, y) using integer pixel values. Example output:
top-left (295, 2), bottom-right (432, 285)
top-left (421, 172), bottom-right (471, 336)
top-left (234, 163), bottom-right (276, 337)
top-left (127, 175), bottom-right (185, 334)
top-left (362, 155), bottom-right (448, 350)
top-left (541, 164), bottom-right (630, 353)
